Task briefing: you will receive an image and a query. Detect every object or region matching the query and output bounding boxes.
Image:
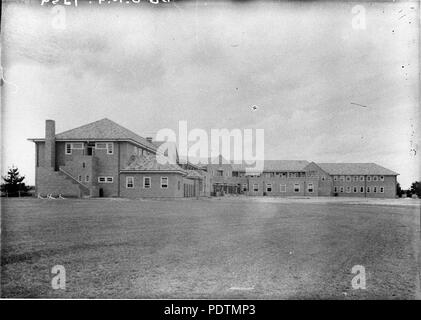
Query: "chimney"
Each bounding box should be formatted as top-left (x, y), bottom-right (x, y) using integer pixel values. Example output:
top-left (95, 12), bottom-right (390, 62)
top-left (45, 120), bottom-right (56, 169)
top-left (146, 137), bottom-right (153, 143)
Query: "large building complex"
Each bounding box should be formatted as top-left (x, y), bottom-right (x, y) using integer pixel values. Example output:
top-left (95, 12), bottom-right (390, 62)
top-left (29, 119), bottom-right (399, 199)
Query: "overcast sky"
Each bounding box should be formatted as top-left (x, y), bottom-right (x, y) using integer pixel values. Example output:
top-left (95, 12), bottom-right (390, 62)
top-left (1, 1), bottom-right (419, 188)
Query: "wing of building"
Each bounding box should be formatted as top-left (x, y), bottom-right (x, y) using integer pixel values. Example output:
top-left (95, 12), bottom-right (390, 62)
top-left (29, 119), bottom-right (399, 199)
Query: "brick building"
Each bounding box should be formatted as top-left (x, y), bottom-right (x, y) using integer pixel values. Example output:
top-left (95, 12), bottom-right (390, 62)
top-left (29, 119), bottom-right (398, 199)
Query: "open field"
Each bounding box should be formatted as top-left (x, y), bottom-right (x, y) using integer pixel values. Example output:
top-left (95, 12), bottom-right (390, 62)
top-left (1, 197), bottom-right (420, 299)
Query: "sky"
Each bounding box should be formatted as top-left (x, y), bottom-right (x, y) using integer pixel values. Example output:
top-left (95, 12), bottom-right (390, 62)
top-left (1, 1), bottom-right (419, 188)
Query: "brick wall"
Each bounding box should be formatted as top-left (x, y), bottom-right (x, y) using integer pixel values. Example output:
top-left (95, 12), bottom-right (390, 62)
top-left (120, 172), bottom-right (184, 198)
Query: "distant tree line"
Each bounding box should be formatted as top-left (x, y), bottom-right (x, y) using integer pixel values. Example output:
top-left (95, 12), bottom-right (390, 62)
top-left (397, 181), bottom-right (421, 198)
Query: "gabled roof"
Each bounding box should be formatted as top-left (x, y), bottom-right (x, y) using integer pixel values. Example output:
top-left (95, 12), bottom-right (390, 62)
top-left (316, 163), bottom-right (399, 175)
top-left (232, 160), bottom-right (309, 172)
top-left (42, 118), bottom-right (156, 151)
top-left (122, 154), bottom-right (186, 174)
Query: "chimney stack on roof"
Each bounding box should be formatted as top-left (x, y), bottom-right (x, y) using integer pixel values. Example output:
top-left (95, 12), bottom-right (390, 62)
top-left (45, 120), bottom-right (56, 170)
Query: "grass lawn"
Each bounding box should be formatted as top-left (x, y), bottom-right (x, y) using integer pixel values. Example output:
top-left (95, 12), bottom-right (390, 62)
top-left (1, 197), bottom-right (420, 299)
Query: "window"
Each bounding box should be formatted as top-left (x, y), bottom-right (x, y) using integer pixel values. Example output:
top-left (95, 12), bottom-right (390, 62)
top-left (65, 143), bottom-right (72, 154)
top-left (266, 184), bottom-right (272, 192)
top-left (107, 143), bottom-right (113, 154)
top-left (178, 181), bottom-right (181, 190)
top-left (346, 186), bottom-right (351, 193)
top-left (346, 176), bottom-right (351, 182)
top-left (380, 176), bottom-right (384, 181)
top-left (373, 186), bottom-right (377, 193)
top-left (360, 186), bottom-right (364, 193)
top-left (143, 177), bottom-right (151, 188)
top-left (353, 186), bottom-right (358, 193)
top-left (78, 175), bottom-right (82, 182)
top-left (82, 162), bottom-right (86, 168)
top-left (367, 176), bottom-right (371, 182)
top-left (232, 171), bottom-right (239, 177)
top-left (97, 176), bottom-right (113, 183)
top-left (95, 143), bottom-right (107, 149)
top-left (360, 176), bottom-right (365, 181)
top-left (242, 184), bottom-right (247, 192)
top-left (126, 176), bottom-right (134, 188)
top-left (353, 176), bottom-right (359, 182)
top-left (280, 184), bottom-right (286, 192)
top-left (294, 184), bottom-right (300, 193)
top-left (217, 170), bottom-right (223, 177)
top-left (85, 175), bottom-right (90, 183)
top-left (95, 142), bottom-right (113, 154)
top-left (366, 186), bottom-right (371, 193)
top-left (334, 186), bottom-right (338, 193)
top-left (308, 183), bottom-right (314, 193)
top-left (340, 176), bottom-right (345, 181)
top-left (340, 186), bottom-right (344, 193)
top-left (253, 184), bottom-right (258, 192)
top-left (373, 176), bottom-right (378, 181)
top-left (161, 177), bottom-right (168, 189)
top-left (380, 187), bottom-right (384, 193)
top-left (334, 176), bottom-right (338, 181)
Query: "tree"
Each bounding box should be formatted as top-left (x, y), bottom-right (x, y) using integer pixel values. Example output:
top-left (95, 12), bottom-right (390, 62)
top-left (396, 182), bottom-right (403, 197)
top-left (410, 181), bottom-right (421, 198)
top-left (1, 166), bottom-right (29, 196)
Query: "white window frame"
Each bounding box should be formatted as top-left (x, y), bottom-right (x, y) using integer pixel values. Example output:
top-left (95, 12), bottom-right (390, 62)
top-left (294, 183), bottom-right (300, 193)
top-left (380, 176), bottom-right (384, 181)
top-left (346, 186), bottom-right (351, 193)
top-left (280, 184), bottom-right (286, 192)
top-left (321, 176), bottom-right (326, 181)
top-left (266, 184), bottom-right (272, 192)
top-left (334, 186), bottom-right (338, 193)
top-left (373, 176), bottom-right (378, 181)
top-left (340, 186), bottom-right (344, 193)
top-left (307, 183), bottom-right (314, 193)
top-left (106, 143), bottom-right (114, 155)
top-left (367, 176), bottom-right (372, 182)
top-left (373, 186), bottom-right (377, 193)
top-left (334, 176), bottom-right (338, 181)
top-left (340, 176), bottom-right (345, 181)
top-left (78, 175), bottom-right (82, 182)
top-left (242, 184), bottom-right (247, 192)
top-left (353, 176), bottom-right (359, 182)
top-left (366, 186), bottom-right (371, 193)
top-left (360, 176), bottom-right (365, 181)
top-left (98, 176), bottom-right (113, 183)
top-left (126, 176), bottom-right (134, 189)
top-left (65, 143), bottom-right (72, 155)
top-left (95, 142), bottom-right (107, 149)
top-left (360, 186), bottom-right (364, 193)
top-left (160, 176), bottom-right (168, 189)
top-left (253, 184), bottom-right (259, 192)
top-left (85, 175), bottom-right (90, 183)
top-left (143, 177), bottom-right (151, 189)
top-left (353, 186), bottom-right (358, 193)
top-left (380, 186), bottom-right (384, 193)
top-left (346, 176), bottom-right (351, 182)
